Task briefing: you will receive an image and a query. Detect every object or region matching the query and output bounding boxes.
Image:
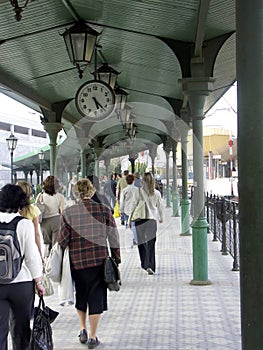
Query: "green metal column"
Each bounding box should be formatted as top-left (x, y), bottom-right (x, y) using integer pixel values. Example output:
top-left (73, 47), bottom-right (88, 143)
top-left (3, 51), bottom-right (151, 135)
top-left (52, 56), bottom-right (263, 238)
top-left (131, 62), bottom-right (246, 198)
top-left (80, 150), bottom-right (86, 178)
top-left (77, 137), bottom-right (88, 179)
top-left (163, 138), bottom-right (172, 208)
top-left (147, 143), bottom-right (157, 175)
top-left (43, 122), bottom-right (63, 176)
top-left (180, 108), bottom-right (191, 235)
top-left (104, 157), bottom-right (110, 176)
top-left (128, 154), bottom-right (138, 174)
top-left (237, 2), bottom-right (263, 349)
top-left (181, 76), bottom-right (213, 285)
top-left (172, 141), bottom-right (180, 217)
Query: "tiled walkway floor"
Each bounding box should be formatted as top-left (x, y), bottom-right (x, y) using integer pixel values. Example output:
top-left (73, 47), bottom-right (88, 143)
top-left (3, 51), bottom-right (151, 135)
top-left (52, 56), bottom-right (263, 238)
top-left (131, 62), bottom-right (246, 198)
top-left (10, 205), bottom-right (242, 350)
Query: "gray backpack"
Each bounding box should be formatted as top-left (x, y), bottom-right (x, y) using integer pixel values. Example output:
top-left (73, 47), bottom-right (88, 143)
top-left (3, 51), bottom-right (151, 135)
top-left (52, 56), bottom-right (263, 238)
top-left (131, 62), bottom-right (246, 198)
top-left (0, 216), bottom-right (25, 283)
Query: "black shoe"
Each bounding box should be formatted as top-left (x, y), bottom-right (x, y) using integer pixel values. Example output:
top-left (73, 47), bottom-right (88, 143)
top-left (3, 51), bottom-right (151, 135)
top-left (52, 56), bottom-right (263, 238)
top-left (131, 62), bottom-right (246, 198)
top-left (121, 220), bottom-right (125, 225)
top-left (88, 337), bottom-right (100, 349)
top-left (78, 329), bottom-right (88, 344)
top-left (147, 267), bottom-right (155, 275)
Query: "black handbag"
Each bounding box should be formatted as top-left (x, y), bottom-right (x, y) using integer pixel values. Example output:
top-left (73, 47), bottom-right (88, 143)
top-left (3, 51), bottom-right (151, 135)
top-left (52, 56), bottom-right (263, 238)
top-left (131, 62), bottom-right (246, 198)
top-left (104, 255), bottom-right (121, 292)
top-left (30, 296), bottom-right (59, 350)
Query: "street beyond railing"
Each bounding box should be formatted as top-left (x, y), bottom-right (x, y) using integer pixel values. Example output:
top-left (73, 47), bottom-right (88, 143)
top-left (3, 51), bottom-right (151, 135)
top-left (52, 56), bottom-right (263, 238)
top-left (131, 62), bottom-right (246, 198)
top-left (205, 193), bottom-right (240, 271)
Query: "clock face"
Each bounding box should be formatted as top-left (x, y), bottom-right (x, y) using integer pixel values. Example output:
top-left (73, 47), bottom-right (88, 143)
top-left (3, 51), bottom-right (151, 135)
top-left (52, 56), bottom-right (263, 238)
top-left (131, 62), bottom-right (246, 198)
top-left (75, 80), bottom-right (116, 121)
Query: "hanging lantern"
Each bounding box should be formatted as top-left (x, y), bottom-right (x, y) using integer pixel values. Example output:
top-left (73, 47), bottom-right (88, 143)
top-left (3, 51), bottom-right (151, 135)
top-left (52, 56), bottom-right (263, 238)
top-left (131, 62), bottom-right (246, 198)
top-left (94, 63), bottom-right (120, 89)
top-left (118, 105), bottom-right (132, 129)
top-left (115, 87), bottom-right (128, 110)
top-left (62, 21), bottom-right (100, 78)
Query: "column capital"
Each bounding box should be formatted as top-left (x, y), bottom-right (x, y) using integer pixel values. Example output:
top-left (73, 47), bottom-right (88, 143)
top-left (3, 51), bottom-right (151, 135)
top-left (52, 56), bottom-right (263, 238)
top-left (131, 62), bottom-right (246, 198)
top-left (163, 137), bottom-right (172, 155)
top-left (104, 157), bottom-right (110, 167)
top-left (93, 147), bottom-right (104, 158)
top-left (42, 122), bottom-right (63, 143)
top-left (78, 137), bottom-right (89, 151)
top-left (147, 143), bottom-right (158, 159)
top-left (179, 77), bottom-right (214, 118)
top-left (179, 77), bottom-right (214, 94)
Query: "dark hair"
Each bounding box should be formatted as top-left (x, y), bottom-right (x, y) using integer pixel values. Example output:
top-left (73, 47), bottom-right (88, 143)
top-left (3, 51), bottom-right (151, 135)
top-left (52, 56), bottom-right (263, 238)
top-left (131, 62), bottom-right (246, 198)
top-left (126, 174), bottom-right (134, 185)
top-left (123, 170), bottom-right (129, 176)
top-left (0, 184), bottom-right (29, 213)
top-left (42, 176), bottom-right (61, 195)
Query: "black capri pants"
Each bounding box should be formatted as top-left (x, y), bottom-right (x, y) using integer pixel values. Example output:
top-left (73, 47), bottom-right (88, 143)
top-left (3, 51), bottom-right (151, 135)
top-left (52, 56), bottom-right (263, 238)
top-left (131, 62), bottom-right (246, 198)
top-left (71, 264), bottom-right (107, 315)
top-left (0, 281), bottom-right (35, 350)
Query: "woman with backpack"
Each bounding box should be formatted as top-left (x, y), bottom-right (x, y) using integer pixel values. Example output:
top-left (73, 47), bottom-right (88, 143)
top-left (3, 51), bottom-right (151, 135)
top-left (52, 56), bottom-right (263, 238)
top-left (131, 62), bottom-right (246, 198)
top-left (0, 184), bottom-right (45, 350)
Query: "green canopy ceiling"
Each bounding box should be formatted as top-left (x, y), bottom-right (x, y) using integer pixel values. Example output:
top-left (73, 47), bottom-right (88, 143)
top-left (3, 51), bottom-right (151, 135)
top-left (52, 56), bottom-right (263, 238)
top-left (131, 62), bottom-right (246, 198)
top-left (0, 0), bottom-right (236, 165)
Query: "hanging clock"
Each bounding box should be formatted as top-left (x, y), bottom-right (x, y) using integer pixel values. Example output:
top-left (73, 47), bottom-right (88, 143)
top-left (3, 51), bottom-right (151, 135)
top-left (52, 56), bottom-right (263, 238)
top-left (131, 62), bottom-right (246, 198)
top-left (75, 80), bottom-right (116, 121)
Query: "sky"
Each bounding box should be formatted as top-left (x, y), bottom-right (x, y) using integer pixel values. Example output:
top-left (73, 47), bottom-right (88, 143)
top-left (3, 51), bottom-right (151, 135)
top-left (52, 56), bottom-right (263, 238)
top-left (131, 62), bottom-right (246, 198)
top-left (0, 93), bottom-right (43, 129)
top-left (0, 83), bottom-right (238, 134)
top-left (204, 83), bottom-right (237, 136)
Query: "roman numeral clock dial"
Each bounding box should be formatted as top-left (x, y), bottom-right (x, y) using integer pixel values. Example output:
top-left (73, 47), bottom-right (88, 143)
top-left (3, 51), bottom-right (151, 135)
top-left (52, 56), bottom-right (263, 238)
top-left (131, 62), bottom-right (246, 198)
top-left (75, 80), bottom-right (116, 121)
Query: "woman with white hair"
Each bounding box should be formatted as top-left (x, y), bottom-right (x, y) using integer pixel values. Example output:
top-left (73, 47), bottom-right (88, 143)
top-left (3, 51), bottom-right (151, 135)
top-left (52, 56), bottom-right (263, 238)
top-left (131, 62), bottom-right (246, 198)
top-left (57, 178), bottom-right (121, 348)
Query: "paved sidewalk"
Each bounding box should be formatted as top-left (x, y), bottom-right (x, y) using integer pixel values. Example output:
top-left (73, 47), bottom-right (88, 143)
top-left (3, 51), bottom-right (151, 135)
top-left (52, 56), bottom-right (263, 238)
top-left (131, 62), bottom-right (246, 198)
top-left (14, 205), bottom-right (242, 349)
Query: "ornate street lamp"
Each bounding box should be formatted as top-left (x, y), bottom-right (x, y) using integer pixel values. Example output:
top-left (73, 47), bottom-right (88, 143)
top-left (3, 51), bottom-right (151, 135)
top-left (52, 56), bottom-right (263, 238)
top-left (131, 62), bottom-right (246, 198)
top-left (93, 63), bottom-right (120, 89)
top-left (38, 149), bottom-right (45, 185)
top-left (115, 86), bottom-right (128, 111)
top-left (10, 0), bottom-right (29, 21)
top-left (118, 104), bottom-right (132, 130)
top-left (62, 21), bottom-right (100, 78)
top-left (6, 132), bottom-right (18, 184)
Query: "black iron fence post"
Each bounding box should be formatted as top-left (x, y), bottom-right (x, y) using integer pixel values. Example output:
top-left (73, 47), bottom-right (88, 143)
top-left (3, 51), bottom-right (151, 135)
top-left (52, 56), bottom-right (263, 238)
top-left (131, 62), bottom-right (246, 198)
top-left (212, 195), bottom-right (218, 241)
top-left (206, 192), bottom-right (210, 233)
top-left (219, 197), bottom-right (228, 255)
top-left (232, 201), bottom-right (239, 271)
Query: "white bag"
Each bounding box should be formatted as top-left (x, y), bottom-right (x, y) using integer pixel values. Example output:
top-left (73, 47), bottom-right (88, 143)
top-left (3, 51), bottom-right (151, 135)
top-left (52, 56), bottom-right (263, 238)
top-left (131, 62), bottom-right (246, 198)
top-left (45, 242), bottom-right (63, 283)
top-left (58, 247), bottom-right (75, 306)
top-left (41, 267), bottom-right (54, 296)
top-left (125, 227), bottom-right (134, 252)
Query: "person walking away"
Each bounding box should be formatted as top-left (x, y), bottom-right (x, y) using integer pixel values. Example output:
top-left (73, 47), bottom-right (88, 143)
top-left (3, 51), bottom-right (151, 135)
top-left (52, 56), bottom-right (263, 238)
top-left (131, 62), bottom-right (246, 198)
top-left (68, 175), bottom-right (78, 204)
top-left (36, 175), bottom-right (65, 256)
top-left (116, 170), bottom-right (129, 225)
top-left (16, 180), bottom-right (43, 261)
top-left (129, 172), bottom-right (163, 275)
top-left (87, 175), bottom-right (113, 214)
top-left (133, 172), bottom-right (142, 188)
top-left (119, 174), bottom-right (138, 244)
top-left (57, 178), bottom-right (121, 349)
top-left (0, 184), bottom-right (45, 350)
top-left (103, 174), bottom-right (117, 209)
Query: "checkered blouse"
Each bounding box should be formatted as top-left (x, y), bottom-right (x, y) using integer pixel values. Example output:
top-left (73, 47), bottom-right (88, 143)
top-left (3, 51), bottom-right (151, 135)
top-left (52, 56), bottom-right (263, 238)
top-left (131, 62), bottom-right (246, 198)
top-left (57, 199), bottom-right (121, 270)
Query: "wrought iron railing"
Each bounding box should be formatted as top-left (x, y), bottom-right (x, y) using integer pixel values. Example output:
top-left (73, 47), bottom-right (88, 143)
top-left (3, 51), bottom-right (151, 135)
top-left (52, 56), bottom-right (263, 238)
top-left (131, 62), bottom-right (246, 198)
top-left (205, 193), bottom-right (239, 271)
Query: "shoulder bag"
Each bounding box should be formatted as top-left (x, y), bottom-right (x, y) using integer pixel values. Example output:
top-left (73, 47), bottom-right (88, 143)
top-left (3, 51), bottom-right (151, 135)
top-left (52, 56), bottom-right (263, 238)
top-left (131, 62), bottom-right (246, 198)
top-left (35, 193), bottom-right (46, 223)
top-left (45, 242), bottom-right (63, 283)
top-left (30, 296), bottom-right (59, 350)
top-left (101, 206), bottom-right (121, 291)
top-left (104, 254), bottom-right (121, 292)
top-left (131, 188), bottom-right (148, 222)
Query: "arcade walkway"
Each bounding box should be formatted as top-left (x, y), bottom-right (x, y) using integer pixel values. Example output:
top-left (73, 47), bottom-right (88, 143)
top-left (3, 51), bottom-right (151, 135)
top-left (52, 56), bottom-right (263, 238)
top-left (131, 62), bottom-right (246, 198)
top-left (30, 206), bottom-right (242, 349)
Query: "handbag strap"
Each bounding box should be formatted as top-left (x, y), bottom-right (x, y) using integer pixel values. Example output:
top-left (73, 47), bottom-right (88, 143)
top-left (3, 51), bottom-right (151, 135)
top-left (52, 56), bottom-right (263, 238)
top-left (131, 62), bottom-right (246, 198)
top-left (38, 295), bottom-right (45, 309)
top-left (37, 192), bottom-right (44, 204)
top-left (99, 203), bottom-right (111, 257)
top-left (130, 187), bottom-right (149, 218)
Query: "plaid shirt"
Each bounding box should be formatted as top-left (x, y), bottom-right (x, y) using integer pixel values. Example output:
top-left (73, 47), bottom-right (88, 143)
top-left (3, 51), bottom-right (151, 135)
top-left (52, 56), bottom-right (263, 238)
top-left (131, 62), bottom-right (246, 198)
top-left (57, 199), bottom-right (121, 270)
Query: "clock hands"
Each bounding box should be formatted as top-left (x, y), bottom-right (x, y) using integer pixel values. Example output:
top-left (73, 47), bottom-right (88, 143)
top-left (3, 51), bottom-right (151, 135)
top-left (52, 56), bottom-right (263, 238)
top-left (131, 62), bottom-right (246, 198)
top-left (92, 97), bottom-right (106, 111)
